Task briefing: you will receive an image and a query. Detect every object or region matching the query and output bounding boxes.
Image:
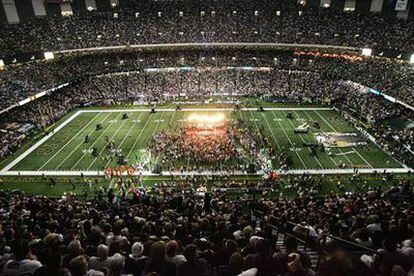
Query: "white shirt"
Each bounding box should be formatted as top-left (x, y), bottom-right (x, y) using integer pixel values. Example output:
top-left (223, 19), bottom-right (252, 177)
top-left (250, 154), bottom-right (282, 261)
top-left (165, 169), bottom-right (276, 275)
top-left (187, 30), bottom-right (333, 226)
top-left (3, 259), bottom-right (42, 276)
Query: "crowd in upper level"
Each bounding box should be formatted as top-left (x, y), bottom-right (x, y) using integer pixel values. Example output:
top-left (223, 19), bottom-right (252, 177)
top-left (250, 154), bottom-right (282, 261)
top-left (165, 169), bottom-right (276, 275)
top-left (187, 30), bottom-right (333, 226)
top-left (0, 1), bottom-right (413, 56)
top-left (1, 51), bottom-right (414, 113)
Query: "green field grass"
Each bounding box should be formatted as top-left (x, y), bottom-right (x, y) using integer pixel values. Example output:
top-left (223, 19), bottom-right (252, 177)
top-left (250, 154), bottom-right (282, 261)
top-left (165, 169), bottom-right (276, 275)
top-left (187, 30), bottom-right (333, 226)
top-left (1, 107), bottom-right (402, 173)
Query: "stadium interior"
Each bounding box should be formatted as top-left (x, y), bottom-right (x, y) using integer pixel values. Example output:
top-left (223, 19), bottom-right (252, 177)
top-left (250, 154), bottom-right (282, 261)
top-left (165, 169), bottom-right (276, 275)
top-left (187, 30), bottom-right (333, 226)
top-left (0, 0), bottom-right (414, 275)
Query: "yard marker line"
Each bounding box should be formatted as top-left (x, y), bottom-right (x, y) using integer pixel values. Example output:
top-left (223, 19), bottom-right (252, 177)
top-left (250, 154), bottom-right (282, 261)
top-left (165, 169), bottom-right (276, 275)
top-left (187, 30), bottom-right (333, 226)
top-left (38, 112), bottom-right (102, 171)
top-left (248, 110), bottom-right (266, 148)
top-left (311, 110), bottom-right (355, 167)
top-left (302, 110), bottom-right (338, 168)
top-left (125, 114), bottom-right (151, 159)
top-left (147, 112), bottom-right (165, 169)
top-left (260, 112), bottom-right (281, 151)
top-left (126, 112), bottom-right (164, 159)
top-left (286, 110), bottom-right (323, 169)
top-left (1, 110), bottom-right (82, 172)
top-left (103, 112), bottom-right (145, 168)
top-left (314, 110), bottom-right (373, 168)
top-left (55, 112), bottom-right (113, 170)
top-left (69, 113), bottom-right (118, 170)
top-left (87, 113), bottom-right (132, 170)
top-left (271, 111), bottom-right (308, 169)
top-left (80, 107), bottom-right (332, 113)
top-left (1, 167), bottom-right (411, 177)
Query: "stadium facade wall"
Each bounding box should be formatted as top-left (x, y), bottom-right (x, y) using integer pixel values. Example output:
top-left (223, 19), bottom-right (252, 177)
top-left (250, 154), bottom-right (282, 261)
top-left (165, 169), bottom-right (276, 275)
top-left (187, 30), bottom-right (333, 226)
top-left (84, 0), bottom-right (96, 11)
top-left (31, 0), bottom-right (46, 16)
top-left (370, 0), bottom-right (384, 12)
top-left (397, 0), bottom-right (412, 19)
top-left (2, 0), bottom-right (19, 24)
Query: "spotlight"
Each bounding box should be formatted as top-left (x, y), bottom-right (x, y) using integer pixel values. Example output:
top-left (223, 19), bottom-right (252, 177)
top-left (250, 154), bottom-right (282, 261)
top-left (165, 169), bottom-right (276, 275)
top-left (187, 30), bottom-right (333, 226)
top-left (44, 52), bottom-right (54, 60)
top-left (410, 54), bottom-right (414, 64)
top-left (361, 48), bottom-right (372, 57)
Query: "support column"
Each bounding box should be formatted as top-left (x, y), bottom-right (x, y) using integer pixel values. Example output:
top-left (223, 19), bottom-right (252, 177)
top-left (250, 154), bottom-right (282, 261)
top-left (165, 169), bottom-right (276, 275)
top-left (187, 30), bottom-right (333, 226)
top-left (2, 0), bottom-right (19, 24)
top-left (60, 3), bottom-right (73, 16)
top-left (85, 0), bottom-right (97, 11)
top-left (396, 0), bottom-right (410, 18)
top-left (370, 0), bottom-right (384, 12)
top-left (31, 0), bottom-right (46, 17)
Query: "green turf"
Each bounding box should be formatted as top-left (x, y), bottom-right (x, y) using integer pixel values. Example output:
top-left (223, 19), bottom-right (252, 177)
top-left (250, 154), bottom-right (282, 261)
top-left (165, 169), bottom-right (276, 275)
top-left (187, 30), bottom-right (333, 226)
top-left (3, 107), bottom-right (402, 172)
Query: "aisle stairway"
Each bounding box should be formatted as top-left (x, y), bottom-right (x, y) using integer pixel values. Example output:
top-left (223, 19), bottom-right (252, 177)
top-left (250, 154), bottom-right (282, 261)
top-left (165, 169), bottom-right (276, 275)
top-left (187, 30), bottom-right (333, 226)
top-left (275, 233), bottom-right (321, 269)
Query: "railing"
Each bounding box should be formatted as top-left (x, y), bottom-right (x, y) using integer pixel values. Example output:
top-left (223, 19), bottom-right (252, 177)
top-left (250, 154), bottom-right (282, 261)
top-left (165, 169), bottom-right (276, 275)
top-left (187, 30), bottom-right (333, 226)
top-left (252, 209), bottom-right (381, 270)
top-left (54, 42), bottom-right (360, 55)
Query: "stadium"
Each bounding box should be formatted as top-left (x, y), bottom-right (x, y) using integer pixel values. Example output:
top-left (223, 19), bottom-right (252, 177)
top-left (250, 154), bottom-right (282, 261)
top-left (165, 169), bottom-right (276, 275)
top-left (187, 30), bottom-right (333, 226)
top-left (0, 0), bottom-right (413, 275)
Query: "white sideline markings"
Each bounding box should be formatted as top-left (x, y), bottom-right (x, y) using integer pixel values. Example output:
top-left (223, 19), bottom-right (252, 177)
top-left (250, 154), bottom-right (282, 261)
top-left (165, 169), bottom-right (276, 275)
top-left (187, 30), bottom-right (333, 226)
top-left (314, 110), bottom-right (373, 168)
top-left (0, 168), bottom-right (411, 177)
top-left (1, 111), bottom-right (83, 172)
top-left (38, 112), bottom-right (102, 171)
top-left (1, 107), bottom-right (404, 176)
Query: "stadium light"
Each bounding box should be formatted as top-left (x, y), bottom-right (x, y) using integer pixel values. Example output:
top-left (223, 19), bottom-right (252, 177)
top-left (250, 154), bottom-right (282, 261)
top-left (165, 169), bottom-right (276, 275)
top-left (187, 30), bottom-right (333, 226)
top-left (44, 52), bottom-right (54, 60)
top-left (0, 59), bottom-right (4, 70)
top-left (361, 48), bottom-right (372, 57)
top-left (410, 54), bottom-right (414, 64)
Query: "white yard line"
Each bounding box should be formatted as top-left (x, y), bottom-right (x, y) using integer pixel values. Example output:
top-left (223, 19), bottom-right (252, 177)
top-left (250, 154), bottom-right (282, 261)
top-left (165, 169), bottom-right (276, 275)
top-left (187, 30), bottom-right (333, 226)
top-left (285, 111), bottom-right (323, 169)
top-left (38, 112), bottom-right (102, 171)
top-left (271, 111), bottom-right (307, 169)
top-left (68, 113), bottom-right (116, 170)
top-left (53, 112), bottom-right (112, 170)
top-left (126, 112), bottom-right (165, 159)
top-left (80, 107), bottom-right (332, 113)
top-left (302, 110), bottom-right (338, 168)
top-left (6, 107), bottom-right (403, 176)
top-left (310, 110), bottom-right (355, 167)
top-left (86, 113), bottom-right (132, 170)
top-left (314, 110), bottom-right (373, 168)
top-left (248, 110), bottom-right (267, 147)
top-left (260, 112), bottom-right (281, 151)
top-left (1, 111), bottom-right (83, 172)
top-left (103, 112), bottom-right (145, 168)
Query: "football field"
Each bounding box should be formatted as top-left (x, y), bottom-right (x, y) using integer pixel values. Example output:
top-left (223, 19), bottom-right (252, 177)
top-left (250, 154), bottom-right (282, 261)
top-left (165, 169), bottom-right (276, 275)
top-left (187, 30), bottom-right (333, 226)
top-left (0, 107), bottom-right (407, 176)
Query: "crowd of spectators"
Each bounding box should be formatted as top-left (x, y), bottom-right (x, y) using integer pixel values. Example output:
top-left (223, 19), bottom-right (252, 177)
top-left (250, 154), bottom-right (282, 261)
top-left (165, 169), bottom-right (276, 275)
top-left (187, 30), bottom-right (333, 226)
top-left (148, 118), bottom-right (269, 172)
top-left (1, 0), bottom-right (414, 55)
top-left (1, 53), bottom-right (413, 168)
top-left (1, 51), bottom-right (414, 113)
top-left (1, 174), bottom-right (414, 275)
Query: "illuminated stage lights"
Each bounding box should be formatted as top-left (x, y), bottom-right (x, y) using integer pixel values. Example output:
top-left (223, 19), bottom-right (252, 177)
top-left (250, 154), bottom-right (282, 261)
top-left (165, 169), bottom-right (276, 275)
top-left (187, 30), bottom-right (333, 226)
top-left (187, 113), bottom-right (226, 128)
top-left (361, 48), bottom-right (372, 57)
top-left (44, 52), bottom-right (55, 60)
